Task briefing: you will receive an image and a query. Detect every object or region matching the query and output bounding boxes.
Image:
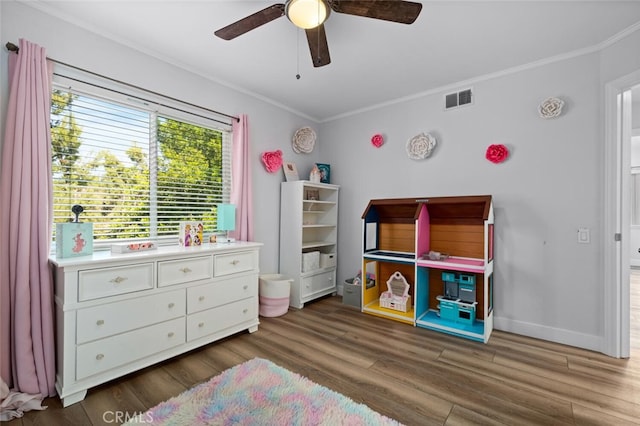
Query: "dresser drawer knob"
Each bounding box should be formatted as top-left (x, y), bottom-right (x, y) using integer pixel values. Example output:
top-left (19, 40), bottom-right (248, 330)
top-left (109, 276), bottom-right (127, 284)
top-left (198, 296), bottom-right (205, 302)
top-left (168, 302), bottom-right (175, 308)
top-left (231, 260), bottom-right (239, 265)
top-left (168, 332), bottom-right (175, 338)
top-left (96, 354), bottom-right (104, 360)
top-left (180, 267), bottom-right (192, 273)
top-left (96, 319), bottom-right (104, 326)
top-left (243, 308), bottom-right (248, 314)
top-left (243, 285), bottom-right (248, 290)
top-left (198, 322), bottom-right (205, 328)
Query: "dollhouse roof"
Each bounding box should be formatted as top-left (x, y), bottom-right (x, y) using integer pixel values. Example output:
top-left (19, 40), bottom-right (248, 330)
top-left (362, 195), bottom-right (492, 225)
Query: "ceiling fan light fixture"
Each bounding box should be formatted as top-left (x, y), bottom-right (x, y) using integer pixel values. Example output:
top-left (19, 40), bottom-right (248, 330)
top-left (286, 0), bottom-right (329, 29)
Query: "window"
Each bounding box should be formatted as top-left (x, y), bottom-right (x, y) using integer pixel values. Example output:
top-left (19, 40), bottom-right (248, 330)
top-left (51, 82), bottom-right (231, 247)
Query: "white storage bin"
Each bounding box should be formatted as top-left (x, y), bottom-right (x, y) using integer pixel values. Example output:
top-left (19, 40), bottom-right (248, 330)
top-left (320, 253), bottom-right (336, 268)
top-left (259, 274), bottom-right (292, 317)
top-left (301, 251), bottom-right (320, 272)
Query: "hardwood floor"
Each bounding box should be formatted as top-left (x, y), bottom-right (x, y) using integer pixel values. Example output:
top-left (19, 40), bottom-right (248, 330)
top-left (9, 278), bottom-right (640, 425)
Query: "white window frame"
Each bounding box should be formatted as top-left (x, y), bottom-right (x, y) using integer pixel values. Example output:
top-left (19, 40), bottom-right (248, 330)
top-left (51, 70), bottom-right (232, 250)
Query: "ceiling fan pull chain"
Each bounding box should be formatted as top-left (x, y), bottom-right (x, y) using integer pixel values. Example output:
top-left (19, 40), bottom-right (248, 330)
top-left (316, 1), bottom-right (321, 63)
top-left (296, 28), bottom-right (301, 80)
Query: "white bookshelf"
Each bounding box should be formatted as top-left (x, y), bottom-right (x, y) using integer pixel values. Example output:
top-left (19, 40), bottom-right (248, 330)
top-left (279, 181), bottom-right (339, 308)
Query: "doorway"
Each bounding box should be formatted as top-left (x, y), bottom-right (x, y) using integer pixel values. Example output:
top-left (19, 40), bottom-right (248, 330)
top-left (629, 87), bottom-right (640, 268)
top-left (628, 86), bottom-right (640, 358)
top-left (605, 71), bottom-right (640, 358)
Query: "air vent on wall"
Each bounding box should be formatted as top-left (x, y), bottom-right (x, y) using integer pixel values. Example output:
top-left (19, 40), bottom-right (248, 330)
top-left (444, 88), bottom-right (473, 110)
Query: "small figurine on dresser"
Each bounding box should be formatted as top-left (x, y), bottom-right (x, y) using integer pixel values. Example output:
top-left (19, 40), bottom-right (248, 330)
top-left (309, 164), bottom-right (321, 183)
top-left (55, 205), bottom-right (93, 258)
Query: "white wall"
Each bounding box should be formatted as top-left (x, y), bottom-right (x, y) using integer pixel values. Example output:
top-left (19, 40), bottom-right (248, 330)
top-left (319, 29), bottom-right (640, 351)
top-left (0, 0), bottom-right (320, 276)
top-left (320, 52), bottom-right (607, 350)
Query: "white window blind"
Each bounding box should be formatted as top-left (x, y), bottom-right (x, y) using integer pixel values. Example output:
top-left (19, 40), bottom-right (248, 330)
top-left (51, 83), bottom-right (232, 246)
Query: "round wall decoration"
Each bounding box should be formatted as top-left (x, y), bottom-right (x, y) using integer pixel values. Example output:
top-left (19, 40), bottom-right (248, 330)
top-left (371, 133), bottom-right (384, 148)
top-left (485, 144), bottom-right (509, 164)
top-left (292, 127), bottom-right (316, 154)
top-left (406, 132), bottom-right (437, 160)
top-left (538, 97), bottom-right (564, 119)
top-left (261, 149), bottom-right (283, 173)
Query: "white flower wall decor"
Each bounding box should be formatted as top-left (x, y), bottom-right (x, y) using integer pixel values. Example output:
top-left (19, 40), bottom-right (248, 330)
top-left (406, 132), bottom-right (437, 160)
top-left (538, 97), bottom-right (565, 119)
top-left (292, 127), bottom-right (316, 154)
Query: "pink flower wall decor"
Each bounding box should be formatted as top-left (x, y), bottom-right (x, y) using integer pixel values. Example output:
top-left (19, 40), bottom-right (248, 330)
top-left (261, 150), bottom-right (283, 173)
top-left (485, 144), bottom-right (509, 164)
top-left (371, 134), bottom-right (384, 148)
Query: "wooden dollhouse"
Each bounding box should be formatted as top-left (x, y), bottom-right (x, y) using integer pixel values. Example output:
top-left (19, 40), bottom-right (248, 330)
top-left (361, 195), bottom-right (494, 342)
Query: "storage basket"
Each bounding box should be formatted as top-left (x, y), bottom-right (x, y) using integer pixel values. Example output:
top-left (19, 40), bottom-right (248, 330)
top-left (259, 274), bottom-right (292, 317)
top-left (342, 278), bottom-right (361, 308)
top-left (301, 251), bottom-right (320, 272)
top-left (320, 252), bottom-right (336, 268)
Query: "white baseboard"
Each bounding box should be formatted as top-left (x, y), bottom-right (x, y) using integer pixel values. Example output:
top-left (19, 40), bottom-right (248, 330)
top-left (493, 316), bottom-right (604, 354)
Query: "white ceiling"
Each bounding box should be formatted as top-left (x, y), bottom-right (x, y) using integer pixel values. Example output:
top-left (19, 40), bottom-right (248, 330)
top-left (24, 1), bottom-right (640, 122)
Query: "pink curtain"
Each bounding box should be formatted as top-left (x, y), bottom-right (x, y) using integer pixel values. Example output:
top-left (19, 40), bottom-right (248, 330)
top-left (230, 114), bottom-right (253, 241)
top-left (0, 38), bottom-right (56, 406)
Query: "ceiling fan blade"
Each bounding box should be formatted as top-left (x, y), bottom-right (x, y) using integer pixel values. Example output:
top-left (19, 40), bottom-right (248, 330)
top-left (305, 24), bottom-right (331, 68)
top-left (214, 4), bottom-right (285, 40)
top-left (329, 0), bottom-right (422, 24)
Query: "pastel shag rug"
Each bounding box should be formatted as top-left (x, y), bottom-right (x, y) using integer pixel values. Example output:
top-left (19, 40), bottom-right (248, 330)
top-left (125, 357), bottom-right (401, 425)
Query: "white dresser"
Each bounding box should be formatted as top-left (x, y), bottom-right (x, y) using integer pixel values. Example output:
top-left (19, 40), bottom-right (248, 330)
top-left (49, 242), bottom-right (261, 407)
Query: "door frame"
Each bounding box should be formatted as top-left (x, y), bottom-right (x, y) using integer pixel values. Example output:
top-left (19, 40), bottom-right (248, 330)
top-left (604, 70), bottom-right (640, 358)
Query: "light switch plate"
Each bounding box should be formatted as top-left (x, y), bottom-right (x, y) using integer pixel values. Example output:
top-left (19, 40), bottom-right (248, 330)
top-left (578, 227), bottom-right (590, 244)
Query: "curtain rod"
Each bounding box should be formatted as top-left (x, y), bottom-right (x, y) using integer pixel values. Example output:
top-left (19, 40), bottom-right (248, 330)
top-left (5, 41), bottom-right (240, 125)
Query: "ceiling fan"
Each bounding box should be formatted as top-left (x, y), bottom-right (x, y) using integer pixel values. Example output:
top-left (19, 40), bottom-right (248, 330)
top-left (214, 0), bottom-right (422, 68)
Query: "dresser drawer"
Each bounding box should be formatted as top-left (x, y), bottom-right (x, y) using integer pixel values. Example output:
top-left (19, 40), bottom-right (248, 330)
top-left (301, 271), bottom-right (335, 298)
top-left (187, 275), bottom-right (257, 314)
top-left (214, 251), bottom-right (257, 277)
top-left (78, 263), bottom-right (153, 301)
top-left (158, 255), bottom-right (213, 287)
top-left (76, 290), bottom-right (185, 344)
top-left (186, 298), bottom-right (257, 341)
top-left (76, 317), bottom-right (185, 380)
